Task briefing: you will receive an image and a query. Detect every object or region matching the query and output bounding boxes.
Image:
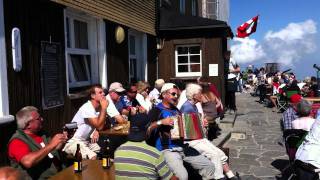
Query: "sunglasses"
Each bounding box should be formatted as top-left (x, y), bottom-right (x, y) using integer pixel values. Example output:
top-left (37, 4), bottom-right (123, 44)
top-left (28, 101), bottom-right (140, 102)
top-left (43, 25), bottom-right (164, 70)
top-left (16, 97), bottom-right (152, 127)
top-left (115, 91), bottom-right (124, 96)
top-left (168, 92), bottom-right (178, 97)
top-left (129, 90), bottom-right (137, 94)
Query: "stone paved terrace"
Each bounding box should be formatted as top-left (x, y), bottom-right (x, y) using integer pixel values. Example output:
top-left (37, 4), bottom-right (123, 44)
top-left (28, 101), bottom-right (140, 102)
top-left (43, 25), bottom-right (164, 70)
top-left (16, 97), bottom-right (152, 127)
top-left (218, 93), bottom-right (290, 180)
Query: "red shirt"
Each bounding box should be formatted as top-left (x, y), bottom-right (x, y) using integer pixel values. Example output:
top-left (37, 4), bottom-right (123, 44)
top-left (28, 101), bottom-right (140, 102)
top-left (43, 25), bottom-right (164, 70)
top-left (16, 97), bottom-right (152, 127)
top-left (8, 133), bottom-right (44, 162)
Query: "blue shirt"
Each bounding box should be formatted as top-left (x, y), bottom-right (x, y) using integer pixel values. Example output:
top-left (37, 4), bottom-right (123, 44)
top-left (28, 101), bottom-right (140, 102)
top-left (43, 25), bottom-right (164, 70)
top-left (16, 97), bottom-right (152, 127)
top-left (180, 100), bottom-right (198, 113)
top-left (154, 103), bottom-right (180, 151)
top-left (119, 95), bottom-right (140, 109)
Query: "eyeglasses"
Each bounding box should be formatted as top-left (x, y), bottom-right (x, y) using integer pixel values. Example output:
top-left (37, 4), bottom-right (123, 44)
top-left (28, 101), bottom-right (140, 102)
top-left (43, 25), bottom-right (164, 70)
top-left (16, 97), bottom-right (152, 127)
top-left (129, 90), bottom-right (137, 94)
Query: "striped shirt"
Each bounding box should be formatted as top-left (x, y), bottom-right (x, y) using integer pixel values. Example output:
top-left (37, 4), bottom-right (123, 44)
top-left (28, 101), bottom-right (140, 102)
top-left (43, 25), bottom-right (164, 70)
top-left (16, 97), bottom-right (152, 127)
top-left (114, 141), bottom-right (173, 180)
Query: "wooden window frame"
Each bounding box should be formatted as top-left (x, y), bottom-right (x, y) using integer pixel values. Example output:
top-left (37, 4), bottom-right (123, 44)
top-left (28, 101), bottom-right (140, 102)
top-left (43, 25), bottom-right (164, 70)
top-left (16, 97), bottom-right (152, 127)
top-left (175, 44), bottom-right (202, 77)
top-left (64, 9), bottom-right (100, 90)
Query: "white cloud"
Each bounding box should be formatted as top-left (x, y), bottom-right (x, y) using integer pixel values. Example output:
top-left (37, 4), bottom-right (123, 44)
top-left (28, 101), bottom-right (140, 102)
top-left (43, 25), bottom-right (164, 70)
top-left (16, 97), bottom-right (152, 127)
top-left (265, 20), bottom-right (316, 41)
top-left (231, 19), bottom-right (317, 66)
top-left (230, 37), bottom-right (266, 63)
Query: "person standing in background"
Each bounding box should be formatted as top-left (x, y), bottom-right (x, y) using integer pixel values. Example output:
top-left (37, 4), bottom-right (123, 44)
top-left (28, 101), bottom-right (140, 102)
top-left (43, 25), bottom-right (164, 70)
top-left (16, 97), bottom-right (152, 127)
top-left (226, 52), bottom-right (240, 115)
top-left (149, 79), bottom-right (165, 105)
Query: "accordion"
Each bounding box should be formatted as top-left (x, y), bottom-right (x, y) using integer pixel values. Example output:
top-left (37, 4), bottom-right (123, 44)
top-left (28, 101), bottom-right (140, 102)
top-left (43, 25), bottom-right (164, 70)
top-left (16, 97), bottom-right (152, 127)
top-left (170, 113), bottom-right (206, 140)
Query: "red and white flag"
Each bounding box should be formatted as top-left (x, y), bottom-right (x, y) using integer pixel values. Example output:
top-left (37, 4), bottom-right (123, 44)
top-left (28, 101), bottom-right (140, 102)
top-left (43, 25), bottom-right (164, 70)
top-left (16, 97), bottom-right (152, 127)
top-left (236, 15), bottom-right (259, 38)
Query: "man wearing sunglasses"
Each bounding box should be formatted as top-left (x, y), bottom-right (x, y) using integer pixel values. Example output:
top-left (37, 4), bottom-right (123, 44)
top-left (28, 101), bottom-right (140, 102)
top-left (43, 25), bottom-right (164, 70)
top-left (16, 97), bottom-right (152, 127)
top-left (147, 83), bottom-right (215, 180)
top-left (118, 84), bottom-right (146, 116)
top-left (106, 82), bottom-right (127, 124)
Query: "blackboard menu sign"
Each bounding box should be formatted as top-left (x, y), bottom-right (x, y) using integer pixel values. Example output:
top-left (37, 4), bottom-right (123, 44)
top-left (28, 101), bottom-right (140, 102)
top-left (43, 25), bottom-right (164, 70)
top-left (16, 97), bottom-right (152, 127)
top-left (40, 41), bottom-right (64, 109)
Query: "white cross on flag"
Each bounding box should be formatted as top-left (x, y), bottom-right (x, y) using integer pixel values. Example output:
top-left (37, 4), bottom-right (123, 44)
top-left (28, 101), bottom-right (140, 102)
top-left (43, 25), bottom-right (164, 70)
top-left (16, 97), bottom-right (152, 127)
top-left (236, 15), bottom-right (259, 38)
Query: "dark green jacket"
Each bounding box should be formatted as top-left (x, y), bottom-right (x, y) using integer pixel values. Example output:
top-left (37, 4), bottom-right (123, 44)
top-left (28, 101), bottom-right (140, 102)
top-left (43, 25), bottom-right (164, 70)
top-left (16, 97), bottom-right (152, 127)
top-left (9, 130), bottom-right (61, 179)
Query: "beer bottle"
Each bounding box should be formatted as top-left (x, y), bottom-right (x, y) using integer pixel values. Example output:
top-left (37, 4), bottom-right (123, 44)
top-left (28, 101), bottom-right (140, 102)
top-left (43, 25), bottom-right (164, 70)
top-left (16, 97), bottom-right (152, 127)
top-left (74, 144), bottom-right (82, 173)
top-left (102, 139), bottom-right (111, 169)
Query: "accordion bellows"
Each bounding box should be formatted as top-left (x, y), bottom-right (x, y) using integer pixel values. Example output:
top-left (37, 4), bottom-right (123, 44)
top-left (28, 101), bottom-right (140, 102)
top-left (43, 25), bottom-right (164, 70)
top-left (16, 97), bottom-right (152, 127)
top-left (171, 113), bottom-right (206, 140)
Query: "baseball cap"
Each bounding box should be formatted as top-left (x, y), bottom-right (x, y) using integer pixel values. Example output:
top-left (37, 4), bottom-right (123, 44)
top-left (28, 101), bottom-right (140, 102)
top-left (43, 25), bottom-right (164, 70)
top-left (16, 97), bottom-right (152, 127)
top-left (160, 83), bottom-right (177, 93)
top-left (290, 94), bottom-right (302, 104)
top-left (127, 113), bottom-right (150, 142)
top-left (109, 82), bottom-right (125, 92)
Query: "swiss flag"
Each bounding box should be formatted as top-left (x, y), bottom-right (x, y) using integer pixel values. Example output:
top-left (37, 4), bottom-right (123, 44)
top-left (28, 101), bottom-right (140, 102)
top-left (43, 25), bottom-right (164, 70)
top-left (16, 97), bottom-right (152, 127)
top-left (236, 15), bottom-right (259, 38)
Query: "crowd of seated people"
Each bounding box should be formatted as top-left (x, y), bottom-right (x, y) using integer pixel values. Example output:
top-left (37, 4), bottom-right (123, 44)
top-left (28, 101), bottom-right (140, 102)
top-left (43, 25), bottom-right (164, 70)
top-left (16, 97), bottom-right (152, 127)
top-left (273, 79), bottom-right (320, 179)
top-left (241, 67), bottom-right (320, 179)
top-left (242, 66), bottom-right (319, 114)
top-left (6, 77), bottom-right (242, 180)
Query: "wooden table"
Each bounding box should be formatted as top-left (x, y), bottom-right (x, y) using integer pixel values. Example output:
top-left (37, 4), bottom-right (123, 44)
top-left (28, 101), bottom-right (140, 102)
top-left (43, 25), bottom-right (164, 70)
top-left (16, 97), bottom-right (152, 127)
top-left (49, 160), bottom-right (115, 180)
top-left (99, 121), bottom-right (130, 136)
top-left (304, 97), bottom-right (320, 103)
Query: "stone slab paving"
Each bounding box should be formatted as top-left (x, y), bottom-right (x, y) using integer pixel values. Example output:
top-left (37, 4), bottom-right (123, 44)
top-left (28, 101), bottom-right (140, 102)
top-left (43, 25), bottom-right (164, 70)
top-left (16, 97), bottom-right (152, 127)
top-left (224, 93), bottom-right (289, 179)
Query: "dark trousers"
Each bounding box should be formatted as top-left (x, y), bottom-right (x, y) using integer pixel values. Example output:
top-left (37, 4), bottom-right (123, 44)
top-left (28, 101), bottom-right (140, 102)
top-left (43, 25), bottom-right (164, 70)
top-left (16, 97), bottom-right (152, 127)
top-left (207, 123), bottom-right (219, 141)
top-left (226, 91), bottom-right (236, 110)
top-left (295, 160), bottom-right (319, 180)
top-left (258, 84), bottom-right (266, 102)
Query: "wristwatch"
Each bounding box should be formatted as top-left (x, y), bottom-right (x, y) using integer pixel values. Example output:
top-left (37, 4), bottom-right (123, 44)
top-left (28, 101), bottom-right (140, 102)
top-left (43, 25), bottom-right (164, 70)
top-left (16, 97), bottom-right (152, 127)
top-left (156, 120), bottom-right (162, 126)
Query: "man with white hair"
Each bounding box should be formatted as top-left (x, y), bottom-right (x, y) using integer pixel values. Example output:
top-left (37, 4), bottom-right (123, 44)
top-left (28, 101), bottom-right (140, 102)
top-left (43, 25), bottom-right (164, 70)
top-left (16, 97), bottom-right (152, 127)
top-left (149, 79), bottom-right (165, 105)
top-left (8, 106), bottom-right (68, 179)
top-left (180, 83), bottom-right (238, 180)
top-left (180, 83), bottom-right (203, 113)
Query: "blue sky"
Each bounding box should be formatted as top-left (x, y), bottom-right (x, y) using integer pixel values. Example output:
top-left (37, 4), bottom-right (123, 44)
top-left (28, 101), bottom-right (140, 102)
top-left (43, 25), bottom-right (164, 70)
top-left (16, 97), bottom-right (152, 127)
top-left (229, 0), bottom-right (320, 80)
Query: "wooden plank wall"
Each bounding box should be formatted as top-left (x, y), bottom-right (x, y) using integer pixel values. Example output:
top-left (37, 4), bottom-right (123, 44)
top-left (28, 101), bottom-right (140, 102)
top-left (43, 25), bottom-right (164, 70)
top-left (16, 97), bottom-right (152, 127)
top-left (158, 36), bottom-right (226, 100)
top-left (1, 0), bottom-right (89, 165)
top-left (52, 0), bottom-right (156, 35)
top-left (147, 35), bottom-right (158, 86)
top-left (105, 21), bottom-right (157, 87)
top-left (105, 21), bottom-right (130, 86)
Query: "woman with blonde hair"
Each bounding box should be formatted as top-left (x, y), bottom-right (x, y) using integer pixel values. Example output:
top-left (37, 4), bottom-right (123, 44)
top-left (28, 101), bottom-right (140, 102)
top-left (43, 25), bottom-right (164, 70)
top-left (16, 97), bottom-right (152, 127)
top-left (135, 81), bottom-right (152, 112)
top-left (201, 84), bottom-right (222, 140)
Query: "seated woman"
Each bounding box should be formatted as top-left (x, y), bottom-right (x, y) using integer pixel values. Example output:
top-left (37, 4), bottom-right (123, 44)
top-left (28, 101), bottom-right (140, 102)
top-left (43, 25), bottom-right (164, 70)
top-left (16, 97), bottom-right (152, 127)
top-left (200, 84), bottom-right (221, 140)
top-left (292, 99), bottom-right (315, 131)
top-left (285, 79), bottom-right (301, 97)
top-left (135, 81), bottom-right (152, 112)
top-left (306, 76), bottom-right (318, 97)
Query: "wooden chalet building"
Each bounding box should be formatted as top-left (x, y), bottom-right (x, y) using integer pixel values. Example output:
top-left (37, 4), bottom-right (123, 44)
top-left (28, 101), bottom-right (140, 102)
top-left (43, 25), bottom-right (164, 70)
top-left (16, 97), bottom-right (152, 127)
top-left (157, 0), bottom-right (233, 102)
top-left (0, 0), bottom-right (157, 165)
top-left (0, 0), bottom-right (233, 165)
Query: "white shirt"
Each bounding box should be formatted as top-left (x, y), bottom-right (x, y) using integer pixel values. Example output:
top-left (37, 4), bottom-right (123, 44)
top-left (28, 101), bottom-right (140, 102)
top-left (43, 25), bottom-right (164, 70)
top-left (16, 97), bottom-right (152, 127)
top-left (106, 94), bottom-right (120, 118)
top-left (296, 119), bottom-right (320, 168)
top-left (292, 117), bottom-right (315, 131)
top-left (136, 93), bottom-right (152, 112)
top-left (149, 88), bottom-right (161, 105)
top-left (72, 101), bottom-right (98, 140)
top-left (177, 90), bottom-right (187, 110)
top-left (228, 58), bottom-right (239, 80)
